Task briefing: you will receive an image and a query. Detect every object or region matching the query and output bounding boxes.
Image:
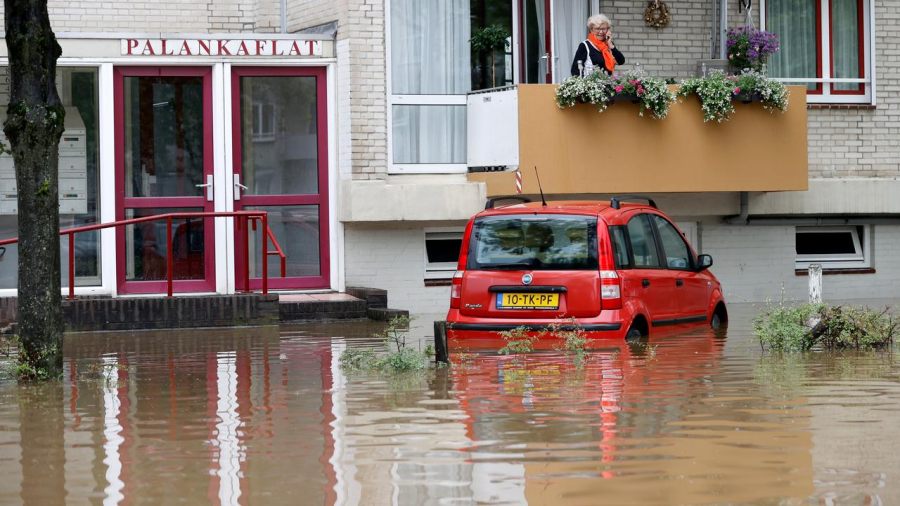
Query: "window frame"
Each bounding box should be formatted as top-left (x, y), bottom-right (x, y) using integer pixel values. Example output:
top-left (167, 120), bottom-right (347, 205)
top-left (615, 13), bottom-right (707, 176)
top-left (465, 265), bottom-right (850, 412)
top-left (650, 215), bottom-right (695, 271)
top-left (385, 0), bottom-right (470, 175)
top-left (761, 0), bottom-right (875, 104)
top-left (795, 225), bottom-right (871, 270)
top-left (251, 102), bottom-right (276, 142)
top-left (424, 228), bottom-right (464, 280)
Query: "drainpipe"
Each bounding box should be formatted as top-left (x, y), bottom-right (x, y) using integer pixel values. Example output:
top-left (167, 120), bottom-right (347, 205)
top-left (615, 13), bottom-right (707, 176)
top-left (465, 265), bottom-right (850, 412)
top-left (280, 0), bottom-right (287, 33)
top-left (723, 191), bottom-right (750, 225)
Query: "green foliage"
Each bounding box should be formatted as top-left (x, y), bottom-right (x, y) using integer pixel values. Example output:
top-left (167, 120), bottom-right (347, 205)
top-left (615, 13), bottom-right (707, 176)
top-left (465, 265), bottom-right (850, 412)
top-left (753, 302), bottom-right (823, 352)
top-left (678, 70), bottom-right (789, 123)
top-left (754, 302), bottom-right (895, 352)
top-left (378, 315), bottom-right (411, 353)
top-left (471, 24), bottom-right (511, 88)
top-left (498, 326), bottom-right (538, 355)
top-left (339, 348), bottom-right (378, 370)
top-left (817, 305), bottom-right (896, 350)
top-left (556, 70), bottom-right (676, 119)
top-left (470, 24), bottom-right (510, 54)
top-left (339, 315), bottom-right (431, 374)
top-left (733, 69), bottom-right (789, 112)
top-left (549, 321), bottom-right (588, 367)
top-left (677, 71), bottom-right (737, 123)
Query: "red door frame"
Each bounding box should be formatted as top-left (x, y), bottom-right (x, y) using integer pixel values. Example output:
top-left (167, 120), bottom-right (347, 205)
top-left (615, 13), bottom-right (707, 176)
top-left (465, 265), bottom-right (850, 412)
top-left (114, 66), bottom-right (216, 294)
top-left (230, 66), bottom-right (330, 290)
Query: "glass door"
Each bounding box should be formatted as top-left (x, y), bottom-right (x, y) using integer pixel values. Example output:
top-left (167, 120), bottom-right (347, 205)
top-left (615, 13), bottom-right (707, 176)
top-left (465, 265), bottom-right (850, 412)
top-left (114, 67), bottom-right (216, 294)
top-left (519, 0), bottom-right (596, 83)
top-left (231, 67), bottom-right (330, 290)
top-left (520, 0), bottom-right (554, 83)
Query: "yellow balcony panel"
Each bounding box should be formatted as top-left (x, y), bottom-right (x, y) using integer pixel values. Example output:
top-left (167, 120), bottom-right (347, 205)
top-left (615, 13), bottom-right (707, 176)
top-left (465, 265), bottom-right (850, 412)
top-left (468, 84), bottom-right (808, 197)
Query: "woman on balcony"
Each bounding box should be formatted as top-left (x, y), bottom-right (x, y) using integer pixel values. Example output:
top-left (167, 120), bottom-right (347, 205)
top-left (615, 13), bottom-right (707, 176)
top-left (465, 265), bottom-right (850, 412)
top-left (570, 14), bottom-right (625, 77)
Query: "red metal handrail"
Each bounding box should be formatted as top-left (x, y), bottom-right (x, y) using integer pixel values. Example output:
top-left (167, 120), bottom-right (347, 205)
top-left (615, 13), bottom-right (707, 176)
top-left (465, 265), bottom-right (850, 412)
top-left (0, 211), bottom-right (287, 299)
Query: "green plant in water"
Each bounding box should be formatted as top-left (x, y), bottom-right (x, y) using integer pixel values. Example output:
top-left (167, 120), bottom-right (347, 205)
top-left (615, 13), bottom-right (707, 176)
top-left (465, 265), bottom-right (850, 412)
top-left (339, 315), bottom-right (431, 374)
top-left (753, 302), bottom-right (823, 352)
top-left (754, 302), bottom-right (895, 352)
top-left (498, 326), bottom-right (538, 355)
top-left (549, 320), bottom-right (588, 367)
top-left (817, 305), bottom-right (896, 350)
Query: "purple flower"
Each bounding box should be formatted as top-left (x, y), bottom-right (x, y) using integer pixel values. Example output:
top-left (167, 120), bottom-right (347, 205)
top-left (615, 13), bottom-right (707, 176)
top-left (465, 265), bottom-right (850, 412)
top-left (636, 85), bottom-right (645, 96)
top-left (615, 85), bottom-right (624, 93)
top-left (733, 87), bottom-right (741, 95)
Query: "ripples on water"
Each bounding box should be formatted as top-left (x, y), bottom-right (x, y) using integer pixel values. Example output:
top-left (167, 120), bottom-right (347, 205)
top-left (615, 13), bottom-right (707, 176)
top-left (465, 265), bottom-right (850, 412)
top-left (0, 307), bottom-right (898, 505)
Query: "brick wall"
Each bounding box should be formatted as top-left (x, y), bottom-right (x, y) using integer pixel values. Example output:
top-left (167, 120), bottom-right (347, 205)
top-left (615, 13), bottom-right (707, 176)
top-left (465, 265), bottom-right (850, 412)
top-left (15, 0), bottom-right (281, 33)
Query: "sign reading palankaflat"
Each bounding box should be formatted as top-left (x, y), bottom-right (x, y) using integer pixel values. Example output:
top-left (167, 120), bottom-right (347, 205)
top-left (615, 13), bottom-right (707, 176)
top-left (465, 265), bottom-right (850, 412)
top-left (121, 38), bottom-right (323, 57)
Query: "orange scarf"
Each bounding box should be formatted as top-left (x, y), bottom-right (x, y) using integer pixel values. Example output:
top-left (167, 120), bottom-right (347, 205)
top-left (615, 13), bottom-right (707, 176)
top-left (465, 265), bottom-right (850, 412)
top-left (587, 33), bottom-right (617, 73)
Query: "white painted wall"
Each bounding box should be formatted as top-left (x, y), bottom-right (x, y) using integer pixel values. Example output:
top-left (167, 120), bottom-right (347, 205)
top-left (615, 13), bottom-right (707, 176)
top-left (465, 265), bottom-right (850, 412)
top-left (346, 222), bottom-right (900, 315)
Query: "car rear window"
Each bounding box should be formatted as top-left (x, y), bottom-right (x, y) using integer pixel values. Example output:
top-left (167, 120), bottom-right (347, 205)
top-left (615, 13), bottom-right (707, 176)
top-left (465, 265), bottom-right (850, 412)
top-left (468, 214), bottom-right (599, 270)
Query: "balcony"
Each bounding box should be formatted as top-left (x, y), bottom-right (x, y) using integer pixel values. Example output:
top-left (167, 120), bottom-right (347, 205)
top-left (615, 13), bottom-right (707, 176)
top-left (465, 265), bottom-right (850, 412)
top-left (466, 84), bottom-right (808, 196)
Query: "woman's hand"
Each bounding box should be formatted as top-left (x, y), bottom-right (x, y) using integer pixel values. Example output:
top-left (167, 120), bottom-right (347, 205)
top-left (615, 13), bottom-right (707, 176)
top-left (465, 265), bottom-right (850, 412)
top-left (606, 30), bottom-right (615, 47)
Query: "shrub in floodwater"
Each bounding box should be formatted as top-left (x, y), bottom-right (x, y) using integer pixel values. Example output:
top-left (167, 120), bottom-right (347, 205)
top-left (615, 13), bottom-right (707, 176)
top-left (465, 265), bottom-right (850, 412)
top-left (339, 315), bottom-right (432, 374)
top-left (754, 302), bottom-right (823, 352)
top-left (498, 326), bottom-right (538, 355)
top-left (549, 320), bottom-right (588, 367)
top-left (817, 305), bottom-right (896, 350)
top-left (754, 302), bottom-right (895, 352)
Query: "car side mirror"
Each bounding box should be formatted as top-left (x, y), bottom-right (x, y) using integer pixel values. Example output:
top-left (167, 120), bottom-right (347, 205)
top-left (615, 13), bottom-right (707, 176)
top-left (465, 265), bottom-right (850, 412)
top-left (696, 254), bottom-right (713, 271)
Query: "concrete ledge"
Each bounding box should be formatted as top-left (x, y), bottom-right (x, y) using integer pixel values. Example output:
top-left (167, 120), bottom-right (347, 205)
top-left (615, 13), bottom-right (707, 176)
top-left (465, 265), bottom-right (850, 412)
top-left (366, 307), bottom-right (410, 321)
top-left (340, 178), bottom-right (486, 222)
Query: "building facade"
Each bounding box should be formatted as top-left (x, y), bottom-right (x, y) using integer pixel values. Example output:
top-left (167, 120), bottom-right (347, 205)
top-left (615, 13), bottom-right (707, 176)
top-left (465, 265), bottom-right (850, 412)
top-left (0, 0), bottom-right (895, 313)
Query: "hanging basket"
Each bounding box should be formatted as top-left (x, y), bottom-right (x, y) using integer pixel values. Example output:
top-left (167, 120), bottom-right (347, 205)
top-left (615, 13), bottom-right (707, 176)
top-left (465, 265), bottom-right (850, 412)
top-left (644, 0), bottom-right (671, 29)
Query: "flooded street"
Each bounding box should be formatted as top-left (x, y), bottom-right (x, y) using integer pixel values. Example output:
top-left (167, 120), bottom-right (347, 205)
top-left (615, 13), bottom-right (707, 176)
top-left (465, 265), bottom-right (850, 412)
top-left (1, 303), bottom-right (899, 505)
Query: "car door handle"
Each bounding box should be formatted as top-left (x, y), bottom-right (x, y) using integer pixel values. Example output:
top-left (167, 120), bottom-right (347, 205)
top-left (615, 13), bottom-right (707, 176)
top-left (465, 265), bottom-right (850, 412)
top-left (676, 279), bottom-right (684, 287)
top-left (642, 279), bottom-right (650, 288)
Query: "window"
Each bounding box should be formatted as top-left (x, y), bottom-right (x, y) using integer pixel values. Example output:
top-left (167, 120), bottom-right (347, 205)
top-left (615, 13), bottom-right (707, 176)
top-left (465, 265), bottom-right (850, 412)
top-left (795, 226), bottom-right (870, 269)
top-left (625, 215), bottom-right (662, 268)
top-left (388, 0), bottom-right (514, 173)
top-left (0, 66), bottom-right (101, 290)
top-left (467, 215), bottom-right (598, 270)
top-left (764, 0), bottom-right (872, 103)
top-left (251, 102), bottom-right (276, 142)
top-left (652, 216), bottom-right (692, 270)
top-left (425, 230), bottom-right (463, 279)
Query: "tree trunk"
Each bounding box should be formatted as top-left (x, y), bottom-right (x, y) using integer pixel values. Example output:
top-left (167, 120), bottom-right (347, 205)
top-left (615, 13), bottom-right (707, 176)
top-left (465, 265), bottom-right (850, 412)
top-left (3, 0), bottom-right (65, 379)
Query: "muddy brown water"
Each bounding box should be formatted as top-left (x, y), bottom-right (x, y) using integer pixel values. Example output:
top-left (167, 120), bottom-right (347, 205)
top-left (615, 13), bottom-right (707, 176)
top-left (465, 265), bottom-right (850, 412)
top-left (1, 303), bottom-right (899, 505)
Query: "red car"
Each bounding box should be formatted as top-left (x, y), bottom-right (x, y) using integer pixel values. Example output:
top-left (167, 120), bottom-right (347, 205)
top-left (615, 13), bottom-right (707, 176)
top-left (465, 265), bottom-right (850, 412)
top-left (446, 196), bottom-right (727, 341)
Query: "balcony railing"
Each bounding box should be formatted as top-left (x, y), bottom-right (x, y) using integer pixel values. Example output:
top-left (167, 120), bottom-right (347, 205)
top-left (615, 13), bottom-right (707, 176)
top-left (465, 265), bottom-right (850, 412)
top-left (467, 84), bottom-right (808, 196)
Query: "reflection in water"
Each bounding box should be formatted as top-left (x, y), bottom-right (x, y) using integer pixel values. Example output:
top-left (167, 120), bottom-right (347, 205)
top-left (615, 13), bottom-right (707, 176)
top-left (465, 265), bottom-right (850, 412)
top-left (213, 352), bottom-right (244, 506)
top-left (102, 355), bottom-right (125, 506)
top-left (0, 312), bottom-right (898, 504)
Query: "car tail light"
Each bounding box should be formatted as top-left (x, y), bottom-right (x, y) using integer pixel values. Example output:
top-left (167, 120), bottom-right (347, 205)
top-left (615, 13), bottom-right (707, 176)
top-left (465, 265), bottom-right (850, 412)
top-left (598, 229), bottom-right (622, 309)
top-left (449, 270), bottom-right (464, 309)
top-left (600, 270), bottom-right (622, 309)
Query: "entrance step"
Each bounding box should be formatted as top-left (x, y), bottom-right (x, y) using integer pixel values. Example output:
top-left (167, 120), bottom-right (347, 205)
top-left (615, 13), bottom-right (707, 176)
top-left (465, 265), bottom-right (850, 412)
top-left (0, 287), bottom-right (407, 331)
top-left (278, 293), bottom-right (367, 321)
top-left (62, 294), bottom-right (280, 332)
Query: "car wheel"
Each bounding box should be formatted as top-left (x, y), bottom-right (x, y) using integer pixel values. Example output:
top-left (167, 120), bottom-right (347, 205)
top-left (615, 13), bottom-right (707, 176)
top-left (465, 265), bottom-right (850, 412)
top-left (710, 312), bottom-right (723, 330)
top-left (625, 326), bottom-right (643, 342)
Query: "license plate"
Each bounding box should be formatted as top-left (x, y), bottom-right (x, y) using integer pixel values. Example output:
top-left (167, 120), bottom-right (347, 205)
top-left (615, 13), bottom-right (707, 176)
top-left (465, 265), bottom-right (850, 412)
top-left (496, 293), bottom-right (559, 310)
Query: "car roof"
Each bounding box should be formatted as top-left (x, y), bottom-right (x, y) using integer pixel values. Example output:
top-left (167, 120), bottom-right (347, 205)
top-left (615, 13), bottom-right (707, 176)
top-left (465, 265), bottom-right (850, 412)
top-left (476, 200), bottom-right (656, 220)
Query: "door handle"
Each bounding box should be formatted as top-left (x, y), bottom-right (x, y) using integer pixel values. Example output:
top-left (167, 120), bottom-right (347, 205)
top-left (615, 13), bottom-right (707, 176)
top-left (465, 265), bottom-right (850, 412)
top-left (676, 279), bottom-right (684, 287)
top-left (233, 174), bottom-right (248, 201)
top-left (195, 174), bottom-right (213, 202)
top-left (641, 279), bottom-right (650, 288)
